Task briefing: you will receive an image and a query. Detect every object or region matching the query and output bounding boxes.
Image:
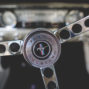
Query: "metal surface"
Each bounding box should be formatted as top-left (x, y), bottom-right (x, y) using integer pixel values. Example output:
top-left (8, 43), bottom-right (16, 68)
top-left (65, 10), bottom-right (84, 25)
top-left (55, 15), bottom-right (89, 43)
top-left (15, 10), bottom-right (68, 23)
top-left (2, 11), bottom-right (17, 27)
top-left (0, 28), bottom-right (32, 41)
top-left (0, 40), bottom-right (23, 56)
top-left (23, 29), bottom-right (61, 68)
top-left (41, 65), bottom-right (59, 89)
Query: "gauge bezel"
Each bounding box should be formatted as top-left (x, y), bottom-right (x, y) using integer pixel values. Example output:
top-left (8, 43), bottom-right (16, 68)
top-left (1, 11), bottom-right (17, 27)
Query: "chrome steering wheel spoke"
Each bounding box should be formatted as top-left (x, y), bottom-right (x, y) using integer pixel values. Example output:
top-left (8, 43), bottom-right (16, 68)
top-left (0, 40), bottom-right (23, 56)
top-left (40, 65), bottom-right (59, 89)
top-left (54, 15), bottom-right (89, 43)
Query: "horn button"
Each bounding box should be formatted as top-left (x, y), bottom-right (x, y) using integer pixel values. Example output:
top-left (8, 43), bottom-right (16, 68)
top-left (32, 41), bottom-right (52, 59)
top-left (23, 29), bottom-right (61, 68)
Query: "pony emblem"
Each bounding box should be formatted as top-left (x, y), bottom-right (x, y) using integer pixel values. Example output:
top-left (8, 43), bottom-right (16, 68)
top-left (37, 43), bottom-right (48, 56)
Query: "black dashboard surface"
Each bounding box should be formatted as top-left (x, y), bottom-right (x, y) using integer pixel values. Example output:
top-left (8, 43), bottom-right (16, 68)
top-left (0, 0), bottom-right (89, 3)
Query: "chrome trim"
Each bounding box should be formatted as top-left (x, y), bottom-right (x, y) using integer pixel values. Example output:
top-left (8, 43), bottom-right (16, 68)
top-left (15, 10), bottom-right (68, 23)
top-left (55, 15), bottom-right (89, 43)
top-left (0, 40), bottom-right (23, 56)
top-left (40, 65), bottom-right (59, 89)
top-left (23, 29), bottom-right (61, 68)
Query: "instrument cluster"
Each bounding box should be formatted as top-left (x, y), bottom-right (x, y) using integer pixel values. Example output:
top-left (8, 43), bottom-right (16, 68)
top-left (0, 4), bottom-right (85, 29)
top-left (0, 4), bottom-right (87, 41)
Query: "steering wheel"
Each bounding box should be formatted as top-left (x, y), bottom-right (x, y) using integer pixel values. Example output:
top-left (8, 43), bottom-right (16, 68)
top-left (0, 15), bottom-right (89, 89)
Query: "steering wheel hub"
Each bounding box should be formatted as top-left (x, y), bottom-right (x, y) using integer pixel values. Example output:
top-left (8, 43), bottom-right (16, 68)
top-left (32, 40), bottom-right (51, 59)
top-left (23, 28), bottom-right (61, 68)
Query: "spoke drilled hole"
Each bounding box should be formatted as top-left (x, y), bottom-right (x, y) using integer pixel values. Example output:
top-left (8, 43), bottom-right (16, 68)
top-left (59, 29), bottom-right (70, 39)
top-left (43, 68), bottom-right (53, 78)
top-left (72, 24), bottom-right (82, 33)
top-left (85, 19), bottom-right (89, 27)
top-left (9, 43), bottom-right (20, 53)
top-left (0, 44), bottom-right (6, 53)
top-left (47, 81), bottom-right (56, 89)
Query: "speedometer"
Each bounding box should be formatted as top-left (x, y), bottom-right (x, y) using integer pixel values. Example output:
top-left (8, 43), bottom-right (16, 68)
top-left (2, 11), bottom-right (17, 27)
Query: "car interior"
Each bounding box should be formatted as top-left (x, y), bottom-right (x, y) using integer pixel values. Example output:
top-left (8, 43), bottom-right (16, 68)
top-left (0, 0), bottom-right (89, 89)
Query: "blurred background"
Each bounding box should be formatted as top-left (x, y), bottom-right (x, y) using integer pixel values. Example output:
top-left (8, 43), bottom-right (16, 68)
top-left (0, 1), bottom-right (89, 89)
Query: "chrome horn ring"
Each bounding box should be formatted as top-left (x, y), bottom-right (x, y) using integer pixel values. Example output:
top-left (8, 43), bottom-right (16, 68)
top-left (23, 28), bottom-right (61, 68)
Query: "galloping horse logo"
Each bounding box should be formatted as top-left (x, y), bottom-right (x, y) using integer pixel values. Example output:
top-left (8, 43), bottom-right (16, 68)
top-left (37, 43), bottom-right (48, 56)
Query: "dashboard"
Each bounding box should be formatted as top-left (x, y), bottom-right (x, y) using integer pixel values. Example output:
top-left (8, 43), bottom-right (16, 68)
top-left (0, 3), bottom-right (86, 41)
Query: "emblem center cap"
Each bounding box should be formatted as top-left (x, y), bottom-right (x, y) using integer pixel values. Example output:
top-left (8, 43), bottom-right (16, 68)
top-left (33, 41), bottom-right (51, 59)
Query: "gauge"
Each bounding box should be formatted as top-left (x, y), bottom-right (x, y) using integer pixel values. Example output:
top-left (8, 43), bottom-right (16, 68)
top-left (2, 11), bottom-right (17, 27)
top-left (65, 10), bottom-right (84, 25)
